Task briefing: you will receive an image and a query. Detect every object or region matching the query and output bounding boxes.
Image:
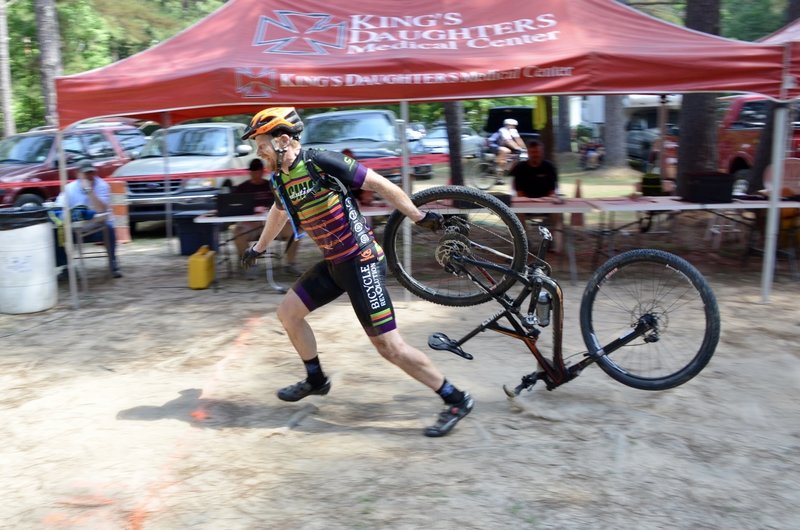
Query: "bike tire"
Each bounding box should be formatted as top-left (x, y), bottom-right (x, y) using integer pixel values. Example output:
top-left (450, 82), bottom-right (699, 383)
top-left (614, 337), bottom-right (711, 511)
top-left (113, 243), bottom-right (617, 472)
top-left (579, 249), bottom-right (720, 390)
top-left (383, 186), bottom-right (528, 307)
top-left (472, 161), bottom-right (496, 191)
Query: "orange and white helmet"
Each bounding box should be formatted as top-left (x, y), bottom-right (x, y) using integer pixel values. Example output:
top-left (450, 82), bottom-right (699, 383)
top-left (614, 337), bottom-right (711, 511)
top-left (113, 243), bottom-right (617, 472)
top-left (242, 107), bottom-right (304, 140)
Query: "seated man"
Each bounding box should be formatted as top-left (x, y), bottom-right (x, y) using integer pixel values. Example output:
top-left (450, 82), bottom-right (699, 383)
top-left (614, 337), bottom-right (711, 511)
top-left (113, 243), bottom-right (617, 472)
top-left (488, 118), bottom-right (527, 172)
top-left (55, 160), bottom-right (122, 278)
top-left (233, 158), bottom-right (300, 274)
top-left (509, 139), bottom-right (563, 252)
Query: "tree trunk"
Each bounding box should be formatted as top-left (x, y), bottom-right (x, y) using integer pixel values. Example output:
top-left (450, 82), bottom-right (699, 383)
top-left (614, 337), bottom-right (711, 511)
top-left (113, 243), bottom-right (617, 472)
top-left (0, 1), bottom-right (15, 136)
top-left (35, 0), bottom-right (62, 126)
top-left (788, 0), bottom-right (800, 21)
top-left (676, 0), bottom-right (720, 197)
top-left (444, 101), bottom-right (464, 186)
top-left (604, 95), bottom-right (626, 168)
top-left (556, 96), bottom-right (571, 153)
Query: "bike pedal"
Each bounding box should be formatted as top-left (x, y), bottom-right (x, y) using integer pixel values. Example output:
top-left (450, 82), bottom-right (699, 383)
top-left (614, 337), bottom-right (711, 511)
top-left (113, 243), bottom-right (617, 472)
top-left (428, 332), bottom-right (474, 360)
top-left (502, 384), bottom-right (520, 398)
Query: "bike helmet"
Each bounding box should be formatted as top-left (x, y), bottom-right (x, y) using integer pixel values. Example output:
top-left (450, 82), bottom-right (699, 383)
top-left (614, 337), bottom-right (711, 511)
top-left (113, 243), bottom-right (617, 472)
top-left (242, 107), bottom-right (304, 140)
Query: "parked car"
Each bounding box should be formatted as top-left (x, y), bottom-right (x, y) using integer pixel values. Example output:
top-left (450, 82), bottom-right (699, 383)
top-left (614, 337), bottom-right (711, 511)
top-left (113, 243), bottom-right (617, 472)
top-left (419, 125), bottom-right (484, 157)
top-left (406, 121), bottom-right (427, 140)
top-left (625, 107), bottom-right (680, 161)
top-left (483, 106), bottom-right (540, 145)
top-left (112, 122), bottom-right (256, 231)
top-left (0, 121), bottom-right (146, 208)
top-left (300, 109), bottom-right (430, 183)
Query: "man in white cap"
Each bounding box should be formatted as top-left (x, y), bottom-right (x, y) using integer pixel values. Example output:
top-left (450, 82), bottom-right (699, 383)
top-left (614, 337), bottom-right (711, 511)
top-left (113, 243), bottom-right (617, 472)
top-left (488, 118), bottom-right (527, 172)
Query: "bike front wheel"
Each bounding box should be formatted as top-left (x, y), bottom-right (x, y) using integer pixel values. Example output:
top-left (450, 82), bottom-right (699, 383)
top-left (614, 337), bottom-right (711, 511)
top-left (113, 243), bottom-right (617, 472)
top-left (579, 249), bottom-right (720, 390)
top-left (382, 186), bottom-right (527, 306)
top-left (471, 161), bottom-right (497, 191)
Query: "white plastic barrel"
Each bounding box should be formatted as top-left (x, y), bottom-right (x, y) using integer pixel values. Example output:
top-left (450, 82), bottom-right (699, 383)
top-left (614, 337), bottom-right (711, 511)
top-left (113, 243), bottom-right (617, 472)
top-left (0, 218), bottom-right (57, 313)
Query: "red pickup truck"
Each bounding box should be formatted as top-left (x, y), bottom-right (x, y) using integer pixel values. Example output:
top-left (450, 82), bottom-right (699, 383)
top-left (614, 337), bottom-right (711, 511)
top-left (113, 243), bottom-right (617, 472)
top-left (717, 95), bottom-right (800, 192)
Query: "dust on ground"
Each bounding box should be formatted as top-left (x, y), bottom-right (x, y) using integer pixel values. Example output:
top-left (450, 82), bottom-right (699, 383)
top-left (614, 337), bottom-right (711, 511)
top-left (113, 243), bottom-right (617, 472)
top-left (1, 215), bottom-right (798, 529)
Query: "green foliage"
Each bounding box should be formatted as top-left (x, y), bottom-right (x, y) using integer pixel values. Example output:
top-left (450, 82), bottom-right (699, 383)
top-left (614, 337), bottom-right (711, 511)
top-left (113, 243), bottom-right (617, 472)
top-left (721, 0), bottom-right (786, 41)
top-left (5, 0), bottom-right (225, 131)
top-left (628, 0), bottom-right (789, 41)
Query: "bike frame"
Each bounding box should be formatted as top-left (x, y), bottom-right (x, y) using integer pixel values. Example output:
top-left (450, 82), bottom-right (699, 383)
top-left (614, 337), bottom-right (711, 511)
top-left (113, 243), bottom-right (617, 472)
top-left (430, 227), bottom-right (657, 394)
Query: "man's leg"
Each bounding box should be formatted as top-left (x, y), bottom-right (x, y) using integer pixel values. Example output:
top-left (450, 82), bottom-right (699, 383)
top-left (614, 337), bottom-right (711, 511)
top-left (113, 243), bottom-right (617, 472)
top-left (79, 224), bottom-right (121, 277)
top-left (273, 289), bottom-right (332, 401)
top-left (370, 330), bottom-right (473, 437)
top-left (496, 146), bottom-right (510, 172)
top-left (104, 223), bottom-right (120, 275)
top-left (274, 262), bottom-right (342, 401)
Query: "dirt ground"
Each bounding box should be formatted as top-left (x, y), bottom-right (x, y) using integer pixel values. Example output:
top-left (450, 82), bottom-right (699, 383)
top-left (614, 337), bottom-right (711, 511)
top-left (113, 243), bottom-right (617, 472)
top-left (1, 215), bottom-right (799, 530)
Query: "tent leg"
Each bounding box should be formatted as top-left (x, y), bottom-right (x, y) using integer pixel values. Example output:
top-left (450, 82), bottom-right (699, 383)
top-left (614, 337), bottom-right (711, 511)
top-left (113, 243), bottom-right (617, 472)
top-left (760, 104), bottom-right (789, 303)
top-left (400, 101), bottom-right (411, 303)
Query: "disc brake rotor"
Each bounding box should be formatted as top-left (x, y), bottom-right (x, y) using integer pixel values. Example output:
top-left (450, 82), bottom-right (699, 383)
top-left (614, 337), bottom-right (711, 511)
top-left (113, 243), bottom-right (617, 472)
top-left (435, 233), bottom-right (472, 274)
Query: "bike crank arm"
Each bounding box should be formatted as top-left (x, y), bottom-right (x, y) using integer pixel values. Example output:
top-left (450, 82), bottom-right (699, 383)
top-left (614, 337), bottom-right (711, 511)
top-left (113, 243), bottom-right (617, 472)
top-left (587, 315), bottom-right (657, 359)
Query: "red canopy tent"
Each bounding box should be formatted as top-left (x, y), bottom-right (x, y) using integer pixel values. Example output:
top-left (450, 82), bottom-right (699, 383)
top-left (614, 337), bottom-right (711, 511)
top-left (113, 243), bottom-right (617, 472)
top-left (56, 0), bottom-right (786, 127)
top-left (53, 0), bottom-right (792, 306)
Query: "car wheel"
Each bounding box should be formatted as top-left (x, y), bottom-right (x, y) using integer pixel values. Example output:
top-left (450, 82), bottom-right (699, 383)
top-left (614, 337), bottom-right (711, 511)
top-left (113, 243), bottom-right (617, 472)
top-left (732, 169), bottom-right (752, 195)
top-left (13, 193), bottom-right (44, 208)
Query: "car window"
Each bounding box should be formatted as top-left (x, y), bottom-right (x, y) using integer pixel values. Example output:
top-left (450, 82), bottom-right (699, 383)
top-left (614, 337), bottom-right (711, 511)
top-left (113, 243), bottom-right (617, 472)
top-left (63, 134), bottom-right (86, 159)
top-left (739, 101), bottom-right (768, 126)
top-left (82, 132), bottom-right (116, 158)
top-left (303, 113), bottom-right (396, 143)
top-left (168, 128), bottom-right (229, 156)
top-left (427, 128), bottom-right (448, 139)
top-left (0, 134), bottom-right (54, 163)
top-left (139, 127), bottom-right (230, 157)
top-left (114, 129), bottom-right (147, 154)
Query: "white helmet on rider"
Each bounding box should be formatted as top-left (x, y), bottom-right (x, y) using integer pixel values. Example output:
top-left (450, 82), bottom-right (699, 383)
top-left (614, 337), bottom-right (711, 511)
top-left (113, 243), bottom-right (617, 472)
top-left (503, 118), bottom-right (518, 127)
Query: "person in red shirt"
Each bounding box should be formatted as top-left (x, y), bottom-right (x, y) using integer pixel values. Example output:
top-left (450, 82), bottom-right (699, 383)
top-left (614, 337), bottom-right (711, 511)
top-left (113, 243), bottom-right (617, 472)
top-left (233, 158), bottom-right (300, 274)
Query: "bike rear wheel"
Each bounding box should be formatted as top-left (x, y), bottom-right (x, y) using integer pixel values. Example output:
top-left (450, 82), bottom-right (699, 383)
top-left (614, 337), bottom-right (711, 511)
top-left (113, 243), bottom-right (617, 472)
top-left (382, 186), bottom-right (527, 306)
top-left (579, 249), bottom-right (720, 390)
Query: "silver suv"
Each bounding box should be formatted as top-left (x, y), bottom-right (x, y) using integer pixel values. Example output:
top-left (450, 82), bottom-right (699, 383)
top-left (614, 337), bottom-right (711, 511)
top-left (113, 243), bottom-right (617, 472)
top-left (112, 122), bottom-right (256, 230)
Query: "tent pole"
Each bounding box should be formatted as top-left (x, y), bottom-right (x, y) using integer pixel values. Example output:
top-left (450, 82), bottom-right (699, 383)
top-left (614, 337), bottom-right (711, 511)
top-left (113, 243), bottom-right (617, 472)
top-left (760, 103), bottom-right (789, 303)
top-left (161, 112), bottom-right (174, 253)
top-left (400, 101), bottom-right (411, 302)
top-left (57, 127), bottom-right (80, 309)
top-left (658, 95), bottom-right (668, 176)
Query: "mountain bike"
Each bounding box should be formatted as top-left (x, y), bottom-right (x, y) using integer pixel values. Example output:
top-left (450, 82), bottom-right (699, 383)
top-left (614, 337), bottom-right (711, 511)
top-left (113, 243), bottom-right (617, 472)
top-left (382, 186), bottom-right (720, 395)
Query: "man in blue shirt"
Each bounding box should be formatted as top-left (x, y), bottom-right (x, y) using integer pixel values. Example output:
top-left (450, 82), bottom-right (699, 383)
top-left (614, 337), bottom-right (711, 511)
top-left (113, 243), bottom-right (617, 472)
top-left (55, 161), bottom-right (122, 278)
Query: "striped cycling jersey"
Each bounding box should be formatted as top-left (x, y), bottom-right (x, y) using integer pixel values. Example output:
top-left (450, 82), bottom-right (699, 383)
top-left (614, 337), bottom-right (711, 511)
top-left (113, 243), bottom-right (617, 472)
top-left (273, 149), bottom-right (375, 263)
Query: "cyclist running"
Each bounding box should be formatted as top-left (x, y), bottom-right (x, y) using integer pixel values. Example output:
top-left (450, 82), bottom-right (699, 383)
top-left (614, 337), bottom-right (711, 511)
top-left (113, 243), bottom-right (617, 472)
top-left (487, 118), bottom-right (527, 173)
top-left (240, 107), bottom-right (473, 437)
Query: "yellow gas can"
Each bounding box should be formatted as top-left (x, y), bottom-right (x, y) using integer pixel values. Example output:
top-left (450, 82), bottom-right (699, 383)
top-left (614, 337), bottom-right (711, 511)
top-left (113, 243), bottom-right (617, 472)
top-left (187, 245), bottom-right (216, 289)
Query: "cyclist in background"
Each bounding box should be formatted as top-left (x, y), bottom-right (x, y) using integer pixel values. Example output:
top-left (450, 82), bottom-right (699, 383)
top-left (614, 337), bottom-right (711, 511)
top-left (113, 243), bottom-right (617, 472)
top-left (488, 118), bottom-right (527, 173)
top-left (240, 107), bottom-right (473, 437)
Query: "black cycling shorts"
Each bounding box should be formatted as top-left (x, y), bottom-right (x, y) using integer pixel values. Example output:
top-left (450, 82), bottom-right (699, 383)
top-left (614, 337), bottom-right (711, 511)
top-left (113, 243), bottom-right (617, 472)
top-left (292, 244), bottom-right (396, 337)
